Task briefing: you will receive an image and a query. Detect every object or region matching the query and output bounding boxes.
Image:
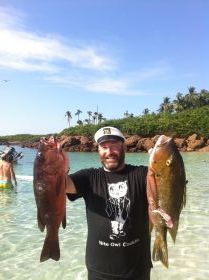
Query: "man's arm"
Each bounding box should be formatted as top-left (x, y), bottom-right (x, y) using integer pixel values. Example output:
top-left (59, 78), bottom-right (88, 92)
top-left (66, 175), bottom-right (77, 194)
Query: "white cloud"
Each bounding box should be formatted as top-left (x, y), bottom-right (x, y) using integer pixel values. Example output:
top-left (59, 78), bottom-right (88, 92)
top-left (128, 64), bottom-right (173, 81)
top-left (0, 58), bottom-right (58, 72)
top-left (0, 6), bottom-right (115, 73)
top-left (45, 74), bottom-right (146, 96)
top-left (85, 79), bottom-right (126, 93)
top-left (0, 6), bottom-right (25, 29)
top-left (0, 5), bottom-right (172, 96)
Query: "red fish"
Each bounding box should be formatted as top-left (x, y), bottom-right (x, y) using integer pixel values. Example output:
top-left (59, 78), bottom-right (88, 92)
top-left (33, 136), bottom-right (68, 262)
top-left (147, 135), bottom-right (186, 268)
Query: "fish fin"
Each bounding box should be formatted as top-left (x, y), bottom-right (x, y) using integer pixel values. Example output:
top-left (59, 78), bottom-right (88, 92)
top-left (152, 230), bottom-right (168, 268)
top-left (40, 232), bottom-right (60, 262)
top-left (37, 212), bottom-right (45, 232)
top-left (168, 220), bottom-right (179, 243)
top-left (153, 208), bottom-right (173, 229)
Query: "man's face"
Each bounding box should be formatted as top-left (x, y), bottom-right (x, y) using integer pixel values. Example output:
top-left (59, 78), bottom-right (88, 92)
top-left (98, 140), bottom-right (126, 171)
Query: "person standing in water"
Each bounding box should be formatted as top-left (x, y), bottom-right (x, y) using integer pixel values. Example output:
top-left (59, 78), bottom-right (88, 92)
top-left (0, 152), bottom-right (17, 190)
top-left (66, 126), bottom-right (152, 280)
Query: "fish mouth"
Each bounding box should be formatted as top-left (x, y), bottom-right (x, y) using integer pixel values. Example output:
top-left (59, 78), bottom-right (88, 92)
top-left (156, 135), bottom-right (172, 147)
top-left (39, 136), bottom-right (60, 150)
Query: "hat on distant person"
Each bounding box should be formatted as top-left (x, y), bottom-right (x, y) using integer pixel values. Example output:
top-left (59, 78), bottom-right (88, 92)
top-left (94, 126), bottom-right (125, 145)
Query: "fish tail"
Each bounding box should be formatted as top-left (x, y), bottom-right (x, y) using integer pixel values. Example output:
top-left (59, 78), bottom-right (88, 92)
top-left (152, 232), bottom-right (168, 268)
top-left (40, 232), bottom-right (60, 262)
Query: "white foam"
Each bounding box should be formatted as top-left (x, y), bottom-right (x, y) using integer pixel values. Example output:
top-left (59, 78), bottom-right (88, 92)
top-left (16, 175), bottom-right (33, 181)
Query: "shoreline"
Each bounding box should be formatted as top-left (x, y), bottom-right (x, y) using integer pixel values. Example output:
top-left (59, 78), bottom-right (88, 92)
top-left (1, 133), bottom-right (209, 153)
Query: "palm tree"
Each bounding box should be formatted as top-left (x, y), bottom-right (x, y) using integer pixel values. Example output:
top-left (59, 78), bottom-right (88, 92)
top-left (65, 111), bottom-right (72, 128)
top-left (77, 120), bottom-right (83, 126)
top-left (184, 86), bottom-right (198, 109)
top-left (199, 89), bottom-right (209, 106)
top-left (93, 111), bottom-right (98, 124)
top-left (158, 97), bottom-right (173, 113)
top-left (87, 111), bottom-right (92, 124)
top-left (124, 110), bottom-right (130, 118)
top-left (75, 109), bottom-right (82, 121)
top-left (84, 118), bottom-right (90, 125)
top-left (98, 113), bottom-right (105, 123)
top-left (142, 108), bottom-right (149, 115)
top-left (123, 110), bottom-right (134, 118)
top-left (173, 92), bottom-right (185, 112)
top-left (188, 86), bottom-right (196, 95)
top-left (92, 115), bottom-right (97, 124)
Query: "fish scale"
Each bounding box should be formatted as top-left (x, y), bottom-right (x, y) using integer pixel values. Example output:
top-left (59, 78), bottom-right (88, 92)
top-left (33, 136), bottom-right (68, 262)
top-left (147, 135), bottom-right (186, 268)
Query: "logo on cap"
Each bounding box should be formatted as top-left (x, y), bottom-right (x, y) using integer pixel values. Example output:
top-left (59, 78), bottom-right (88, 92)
top-left (103, 128), bottom-right (111, 135)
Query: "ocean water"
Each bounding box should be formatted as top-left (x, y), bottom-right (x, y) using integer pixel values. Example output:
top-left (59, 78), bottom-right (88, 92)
top-left (0, 146), bottom-right (209, 280)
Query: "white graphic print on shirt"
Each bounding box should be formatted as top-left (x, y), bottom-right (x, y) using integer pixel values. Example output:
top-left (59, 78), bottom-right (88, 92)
top-left (105, 181), bottom-right (130, 240)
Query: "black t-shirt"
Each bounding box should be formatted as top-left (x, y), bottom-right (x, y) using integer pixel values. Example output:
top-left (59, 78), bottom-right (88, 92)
top-left (67, 164), bottom-right (152, 279)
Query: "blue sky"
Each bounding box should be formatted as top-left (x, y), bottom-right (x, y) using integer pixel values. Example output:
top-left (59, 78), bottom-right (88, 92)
top-left (0, 0), bottom-right (208, 135)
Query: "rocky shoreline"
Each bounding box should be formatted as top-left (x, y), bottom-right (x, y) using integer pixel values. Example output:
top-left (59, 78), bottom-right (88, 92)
top-left (2, 133), bottom-right (209, 153)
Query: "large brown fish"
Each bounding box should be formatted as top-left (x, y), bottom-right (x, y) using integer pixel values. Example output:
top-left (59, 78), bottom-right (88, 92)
top-left (33, 136), bottom-right (68, 262)
top-left (147, 135), bottom-right (186, 268)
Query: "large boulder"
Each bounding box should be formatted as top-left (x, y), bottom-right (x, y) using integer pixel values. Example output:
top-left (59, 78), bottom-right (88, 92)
top-left (174, 138), bottom-right (187, 149)
top-left (140, 138), bottom-right (155, 152)
top-left (186, 135), bottom-right (206, 151)
top-left (125, 135), bottom-right (141, 147)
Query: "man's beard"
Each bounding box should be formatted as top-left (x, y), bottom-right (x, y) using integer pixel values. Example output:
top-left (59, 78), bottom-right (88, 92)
top-left (101, 152), bottom-right (125, 171)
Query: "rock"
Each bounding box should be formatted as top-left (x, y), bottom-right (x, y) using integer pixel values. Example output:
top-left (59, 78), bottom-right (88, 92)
top-left (198, 146), bottom-right (209, 152)
top-left (59, 135), bottom-right (71, 147)
top-left (125, 135), bottom-right (141, 147)
top-left (140, 138), bottom-right (155, 152)
top-left (187, 134), bottom-right (198, 142)
top-left (186, 135), bottom-right (206, 151)
top-left (187, 139), bottom-right (205, 151)
top-left (174, 138), bottom-right (187, 149)
top-left (80, 136), bottom-right (91, 145)
top-left (4, 133), bottom-right (209, 153)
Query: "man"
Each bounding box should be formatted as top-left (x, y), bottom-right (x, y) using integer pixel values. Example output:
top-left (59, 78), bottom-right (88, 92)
top-left (66, 126), bottom-right (152, 280)
top-left (0, 152), bottom-right (17, 190)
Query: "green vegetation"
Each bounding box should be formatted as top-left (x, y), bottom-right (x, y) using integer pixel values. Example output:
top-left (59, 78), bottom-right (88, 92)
top-left (61, 87), bottom-right (209, 139)
top-left (0, 134), bottom-right (55, 143)
top-left (60, 105), bottom-right (209, 138)
top-left (1, 87), bottom-right (209, 143)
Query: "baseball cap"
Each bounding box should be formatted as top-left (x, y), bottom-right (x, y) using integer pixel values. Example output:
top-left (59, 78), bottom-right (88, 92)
top-left (94, 126), bottom-right (125, 144)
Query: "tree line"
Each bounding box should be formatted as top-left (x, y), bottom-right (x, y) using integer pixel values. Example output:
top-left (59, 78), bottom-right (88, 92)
top-left (65, 109), bottom-right (106, 127)
top-left (60, 86), bottom-right (209, 139)
top-left (157, 87), bottom-right (209, 114)
top-left (1, 86), bottom-right (209, 142)
top-left (65, 109), bottom-right (136, 128)
top-left (65, 86), bottom-right (209, 127)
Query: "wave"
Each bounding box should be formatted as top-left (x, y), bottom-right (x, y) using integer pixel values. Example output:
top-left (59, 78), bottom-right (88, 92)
top-left (16, 175), bottom-right (33, 181)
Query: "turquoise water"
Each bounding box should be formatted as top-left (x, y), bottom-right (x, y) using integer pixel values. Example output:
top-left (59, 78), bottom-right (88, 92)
top-left (0, 146), bottom-right (209, 280)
